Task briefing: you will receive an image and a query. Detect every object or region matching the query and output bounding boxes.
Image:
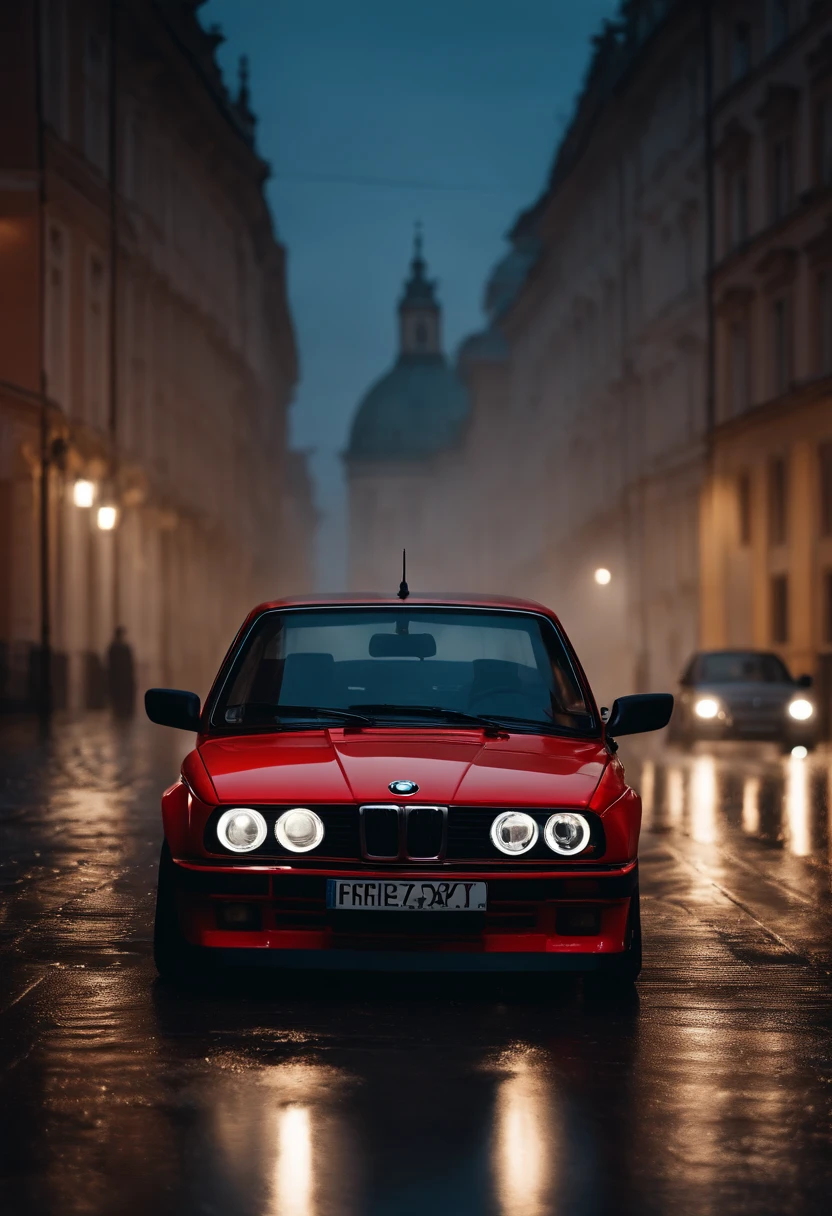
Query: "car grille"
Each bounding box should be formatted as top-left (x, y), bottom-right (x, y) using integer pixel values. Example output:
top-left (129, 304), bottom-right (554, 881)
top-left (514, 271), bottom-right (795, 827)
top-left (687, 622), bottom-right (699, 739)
top-left (203, 805), bottom-right (605, 864)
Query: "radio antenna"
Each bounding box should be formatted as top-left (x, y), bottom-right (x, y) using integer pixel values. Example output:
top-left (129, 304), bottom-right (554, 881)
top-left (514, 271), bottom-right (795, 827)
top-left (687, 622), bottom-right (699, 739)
top-left (397, 549), bottom-right (409, 600)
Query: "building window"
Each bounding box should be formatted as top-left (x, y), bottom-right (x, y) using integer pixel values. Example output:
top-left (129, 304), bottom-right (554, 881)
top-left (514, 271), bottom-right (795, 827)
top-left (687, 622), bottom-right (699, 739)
top-left (732, 170), bottom-right (749, 246)
top-left (771, 137), bottom-right (793, 222)
top-left (45, 224), bottom-right (69, 408)
top-left (41, 0), bottom-right (67, 138)
top-left (731, 21), bottom-right (752, 82)
top-left (769, 0), bottom-right (791, 48)
top-left (820, 441), bottom-right (832, 537)
top-left (83, 29), bottom-right (109, 174)
top-left (84, 250), bottom-right (108, 429)
top-left (819, 272), bottom-right (832, 376)
top-left (730, 320), bottom-right (750, 413)
top-left (824, 570), bottom-right (832, 644)
top-left (769, 455), bottom-right (788, 545)
top-left (816, 92), bottom-right (832, 188)
top-left (738, 472), bottom-right (752, 546)
top-left (771, 574), bottom-right (789, 644)
top-left (772, 297), bottom-right (791, 394)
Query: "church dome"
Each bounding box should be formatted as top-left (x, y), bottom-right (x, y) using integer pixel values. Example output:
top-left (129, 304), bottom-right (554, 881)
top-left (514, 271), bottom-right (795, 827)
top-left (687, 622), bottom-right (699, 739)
top-left (346, 231), bottom-right (469, 462)
top-left (348, 355), bottom-right (468, 461)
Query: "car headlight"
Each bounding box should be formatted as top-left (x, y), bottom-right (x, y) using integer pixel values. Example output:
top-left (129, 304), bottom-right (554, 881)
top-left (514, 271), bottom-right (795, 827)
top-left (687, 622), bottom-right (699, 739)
top-left (217, 808), bottom-right (267, 852)
top-left (275, 807), bottom-right (325, 853)
top-left (490, 811), bottom-right (539, 856)
top-left (544, 812), bottom-right (591, 855)
top-left (788, 698), bottom-right (813, 721)
top-left (694, 697), bottom-right (720, 720)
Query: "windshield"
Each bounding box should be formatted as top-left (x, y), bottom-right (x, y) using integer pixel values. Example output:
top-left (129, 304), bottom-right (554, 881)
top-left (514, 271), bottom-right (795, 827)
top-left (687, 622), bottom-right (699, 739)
top-left (211, 607), bottom-right (597, 736)
top-left (690, 652), bottom-right (793, 684)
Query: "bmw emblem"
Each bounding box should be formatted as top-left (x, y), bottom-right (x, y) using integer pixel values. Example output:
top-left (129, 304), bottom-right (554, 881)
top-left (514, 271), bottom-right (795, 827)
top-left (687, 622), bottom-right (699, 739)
top-left (389, 779), bottom-right (419, 795)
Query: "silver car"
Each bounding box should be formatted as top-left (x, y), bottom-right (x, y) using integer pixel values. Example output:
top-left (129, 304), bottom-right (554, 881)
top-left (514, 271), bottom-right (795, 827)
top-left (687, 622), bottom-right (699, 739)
top-left (673, 650), bottom-right (817, 752)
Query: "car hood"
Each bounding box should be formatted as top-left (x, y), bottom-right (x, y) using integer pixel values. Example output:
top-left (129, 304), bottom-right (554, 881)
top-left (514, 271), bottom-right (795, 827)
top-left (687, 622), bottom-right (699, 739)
top-left (196, 729), bottom-right (608, 808)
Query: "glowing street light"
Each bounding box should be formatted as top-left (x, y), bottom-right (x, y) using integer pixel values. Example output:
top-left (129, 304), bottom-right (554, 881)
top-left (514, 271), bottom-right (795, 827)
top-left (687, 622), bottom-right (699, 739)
top-left (96, 504), bottom-right (118, 531)
top-left (594, 567), bottom-right (612, 586)
top-left (72, 479), bottom-right (95, 508)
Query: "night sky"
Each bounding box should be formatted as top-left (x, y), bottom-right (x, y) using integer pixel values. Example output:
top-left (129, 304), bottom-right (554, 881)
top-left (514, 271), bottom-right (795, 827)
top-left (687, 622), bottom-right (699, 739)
top-left (203, 0), bottom-right (619, 586)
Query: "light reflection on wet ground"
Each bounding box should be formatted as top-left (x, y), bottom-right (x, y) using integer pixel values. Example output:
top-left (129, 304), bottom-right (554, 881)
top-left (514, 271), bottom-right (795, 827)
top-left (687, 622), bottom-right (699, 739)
top-left (1, 717), bottom-right (832, 1215)
top-left (638, 743), bottom-right (831, 868)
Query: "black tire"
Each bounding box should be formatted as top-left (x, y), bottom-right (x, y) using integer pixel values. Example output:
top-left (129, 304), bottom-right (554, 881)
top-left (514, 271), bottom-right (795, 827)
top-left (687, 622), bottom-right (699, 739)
top-left (614, 884), bottom-right (642, 982)
top-left (153, 842), bottom-right (205, 980)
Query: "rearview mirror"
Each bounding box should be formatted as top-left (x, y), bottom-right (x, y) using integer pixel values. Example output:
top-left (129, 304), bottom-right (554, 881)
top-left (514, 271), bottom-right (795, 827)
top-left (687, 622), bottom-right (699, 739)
top-left (369, 633), bottom-right (437, 659)
top-left (605, 693), bottom-right (674, 737)
top-left (797, 673), bottom-right (813, 688)
top-left (145, 688), bottom-right (201, 731)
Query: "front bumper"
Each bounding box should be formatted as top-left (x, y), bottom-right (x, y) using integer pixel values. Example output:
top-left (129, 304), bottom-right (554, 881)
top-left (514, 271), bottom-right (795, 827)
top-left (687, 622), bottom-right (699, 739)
top-left (171, 859), bottom-right (638, 968)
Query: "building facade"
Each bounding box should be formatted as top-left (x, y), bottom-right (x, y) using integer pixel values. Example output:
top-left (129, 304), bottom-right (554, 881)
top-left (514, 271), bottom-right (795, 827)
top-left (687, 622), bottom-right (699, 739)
top-left (701, 0), bottom-right (832, 729)
top-left (448, 1), bottom-right (710, 705)
top-left (0, 0), bottom-right (301, 709)
top-left (343, 0), bottom-right (832, 723)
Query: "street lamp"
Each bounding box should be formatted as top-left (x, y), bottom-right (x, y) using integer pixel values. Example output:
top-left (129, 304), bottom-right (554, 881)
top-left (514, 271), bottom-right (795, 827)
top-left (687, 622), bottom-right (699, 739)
top-left (97, 504), bottom-right (118, 531)
top-left (72, 479), bottom-right (95, 508)
top-left (594, 567), bottom-right (612, 586)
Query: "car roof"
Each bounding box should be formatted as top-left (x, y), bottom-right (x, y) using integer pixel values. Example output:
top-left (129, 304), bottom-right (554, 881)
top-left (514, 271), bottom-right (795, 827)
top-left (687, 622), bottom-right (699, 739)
top-left (248, 592), bottom-right (558, 616)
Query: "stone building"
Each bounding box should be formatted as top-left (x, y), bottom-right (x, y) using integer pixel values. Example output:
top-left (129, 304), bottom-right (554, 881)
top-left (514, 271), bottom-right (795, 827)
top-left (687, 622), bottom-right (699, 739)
top-left (345, 233), bottom-right (468, 592)
top-left (343, 0), bottom-right (832, 722)
top-left (0, 0), bottom-right (301, 709)
top-left (701, 0), bottom-right (832, 729)
top-left (451, 0), bottom-right (710, 704)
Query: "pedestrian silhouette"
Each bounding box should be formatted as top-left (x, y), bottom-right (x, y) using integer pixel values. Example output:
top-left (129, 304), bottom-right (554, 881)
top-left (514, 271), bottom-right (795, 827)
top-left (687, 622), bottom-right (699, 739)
top-left (107, 626), bottom-right (136, 718)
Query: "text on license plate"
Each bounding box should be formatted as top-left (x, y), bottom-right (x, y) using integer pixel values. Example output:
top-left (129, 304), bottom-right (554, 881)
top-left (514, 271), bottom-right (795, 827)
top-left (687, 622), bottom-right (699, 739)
top-left (326, 879), bottom-right (487, 911)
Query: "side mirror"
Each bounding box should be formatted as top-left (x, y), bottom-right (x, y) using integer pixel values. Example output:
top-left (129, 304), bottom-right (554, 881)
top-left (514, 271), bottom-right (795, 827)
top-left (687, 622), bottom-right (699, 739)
top-left (606, 693), bottom-right (674, 737)
top-left (145, 688), bottom-right (201, 731)
top-left (797, 673), bottom-right (813, 689)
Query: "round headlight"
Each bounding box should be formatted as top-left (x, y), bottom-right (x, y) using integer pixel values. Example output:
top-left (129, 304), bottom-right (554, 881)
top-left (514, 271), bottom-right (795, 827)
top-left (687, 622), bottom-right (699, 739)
top-left (694, 697), bottom-right (720, 720)
top-left (217, 808), bottom-right (267, 853)
top-left (275, 807), bottom-right (325, 853)
top-left (490, 811), bottom-right (539, 856)
top-left (788, 698), bottom-right (813, 721)
top-left (544, 812), bottom-right (591, 855)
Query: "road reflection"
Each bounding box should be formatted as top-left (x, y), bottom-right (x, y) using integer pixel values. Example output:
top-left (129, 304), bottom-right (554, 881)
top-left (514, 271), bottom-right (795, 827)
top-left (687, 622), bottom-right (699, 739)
top-left (637, 743), bottom-right (831, 870)
top-left (492, 1049), bottom-right (556, 1216)
top-left (273, 1104), bottom-right (314, 1216)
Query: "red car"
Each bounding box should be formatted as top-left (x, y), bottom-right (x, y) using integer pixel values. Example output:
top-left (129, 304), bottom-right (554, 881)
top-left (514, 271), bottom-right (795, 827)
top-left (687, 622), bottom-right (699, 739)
top-left (146, 594), bottom-right (672, 982)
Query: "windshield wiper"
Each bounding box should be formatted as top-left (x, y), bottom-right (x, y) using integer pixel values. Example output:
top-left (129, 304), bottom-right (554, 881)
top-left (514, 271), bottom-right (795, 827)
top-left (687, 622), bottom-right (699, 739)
top-left (349, 704), bottom-right (508, 736)
top-left (489, 714), bottom-right (591, 736)
top-left (240, 703), bottom-right (376, 727)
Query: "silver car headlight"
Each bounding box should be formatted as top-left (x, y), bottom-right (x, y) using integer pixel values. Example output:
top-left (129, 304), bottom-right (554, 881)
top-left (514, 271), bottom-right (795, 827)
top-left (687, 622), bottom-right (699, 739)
top-left (788, 698), bottom-right (813, 721)
top-left (217, 808), bottom-right (267, 852)
top-left (490, 811), bottom-right (539, 855)
top-left (275, 807), bottom-right (325, 853)
top-left (544, 812), bottom-right (591, 855)
top-left (694, 697), bottom-right (720, 719)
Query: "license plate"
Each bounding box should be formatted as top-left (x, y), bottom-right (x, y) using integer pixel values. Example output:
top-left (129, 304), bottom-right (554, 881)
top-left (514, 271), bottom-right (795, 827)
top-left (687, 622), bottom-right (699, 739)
top-left (326, 879), bottom-right (487, 911)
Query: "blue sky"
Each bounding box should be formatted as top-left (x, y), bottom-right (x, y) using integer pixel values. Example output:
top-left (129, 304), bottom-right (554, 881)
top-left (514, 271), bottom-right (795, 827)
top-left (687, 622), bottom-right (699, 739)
top-left (203, 0), bottom-right (620, 585)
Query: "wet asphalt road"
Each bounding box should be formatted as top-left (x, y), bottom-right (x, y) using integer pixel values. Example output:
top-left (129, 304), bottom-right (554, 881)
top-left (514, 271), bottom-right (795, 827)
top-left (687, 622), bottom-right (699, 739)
top-left (1, 718), bottom-right (832, 1216)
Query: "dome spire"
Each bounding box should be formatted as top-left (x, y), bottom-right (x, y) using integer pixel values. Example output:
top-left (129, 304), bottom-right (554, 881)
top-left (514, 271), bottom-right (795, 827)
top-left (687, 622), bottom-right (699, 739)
top-left (399, 224), bottom-right (440, 356)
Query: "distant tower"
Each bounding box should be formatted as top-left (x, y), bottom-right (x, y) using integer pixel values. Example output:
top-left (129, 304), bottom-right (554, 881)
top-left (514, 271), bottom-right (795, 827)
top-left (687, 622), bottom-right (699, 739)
top-left (344, 231), bottom-right (468, 591)
top-left (398, 224), bottom-right (441, 356)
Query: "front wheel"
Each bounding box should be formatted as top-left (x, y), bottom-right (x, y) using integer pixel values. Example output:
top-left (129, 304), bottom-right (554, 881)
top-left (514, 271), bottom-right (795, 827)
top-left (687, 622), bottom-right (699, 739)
top-left (153, 842), bottom-right (205, 980)
top-left (614, 885), bottom-right (642, 982)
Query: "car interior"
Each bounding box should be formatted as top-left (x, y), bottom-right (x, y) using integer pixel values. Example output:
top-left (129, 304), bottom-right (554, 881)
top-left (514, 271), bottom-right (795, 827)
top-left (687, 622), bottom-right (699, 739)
top-left (241, 652), bottom-right (557, 721)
